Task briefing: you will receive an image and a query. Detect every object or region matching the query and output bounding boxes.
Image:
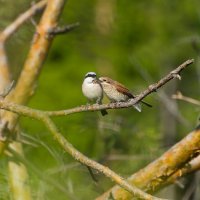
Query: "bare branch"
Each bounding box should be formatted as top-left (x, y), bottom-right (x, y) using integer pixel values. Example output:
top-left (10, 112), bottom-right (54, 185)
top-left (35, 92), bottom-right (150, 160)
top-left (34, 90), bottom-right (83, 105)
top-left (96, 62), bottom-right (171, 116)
top-left (172, 91), bottom-right (200, 106)
top-left (41, 59), bottom-right (194, 117)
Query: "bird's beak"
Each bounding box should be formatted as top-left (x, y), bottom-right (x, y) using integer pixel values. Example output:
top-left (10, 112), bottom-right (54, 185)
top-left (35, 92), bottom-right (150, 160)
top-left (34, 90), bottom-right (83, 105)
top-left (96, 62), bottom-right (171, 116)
top-left (96, 79), bottom-right (102, 84)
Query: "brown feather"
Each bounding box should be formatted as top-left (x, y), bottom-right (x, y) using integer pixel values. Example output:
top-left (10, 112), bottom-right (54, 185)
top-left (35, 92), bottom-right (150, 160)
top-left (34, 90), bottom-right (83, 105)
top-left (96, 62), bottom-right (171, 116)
top-left (111, 78), bottom-right (135, 98)
top-left (100, 77), bottom-right (152, 108)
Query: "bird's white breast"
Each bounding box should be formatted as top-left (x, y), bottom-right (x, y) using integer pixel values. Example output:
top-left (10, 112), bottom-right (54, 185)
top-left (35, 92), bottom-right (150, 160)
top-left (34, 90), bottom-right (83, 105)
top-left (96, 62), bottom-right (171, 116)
top-left (82, 78), bottom-right (103, 101)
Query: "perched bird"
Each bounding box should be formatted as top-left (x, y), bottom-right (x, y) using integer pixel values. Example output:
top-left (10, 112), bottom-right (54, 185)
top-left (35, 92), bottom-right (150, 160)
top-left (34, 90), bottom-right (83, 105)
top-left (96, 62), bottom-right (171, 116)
top-left (99, 77), bottom-right (152, 112)
top-left (82, 72), bottom-right (108, 116)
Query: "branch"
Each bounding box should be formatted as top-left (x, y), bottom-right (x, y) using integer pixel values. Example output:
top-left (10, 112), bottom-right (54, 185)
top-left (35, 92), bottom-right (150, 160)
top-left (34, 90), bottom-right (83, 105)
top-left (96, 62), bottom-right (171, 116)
top-left (0, 100), bottom-right (164, 200)
top-left (165, 154), bottom-right (200, 186)
top-left (42, 116), bottom-right (164, 200)
top-left (41, 59), bottom-right (194, 117)
top-left (96, 125), bottom-right (200, 200)
top-left (172, 91), bottom-right (200, 106)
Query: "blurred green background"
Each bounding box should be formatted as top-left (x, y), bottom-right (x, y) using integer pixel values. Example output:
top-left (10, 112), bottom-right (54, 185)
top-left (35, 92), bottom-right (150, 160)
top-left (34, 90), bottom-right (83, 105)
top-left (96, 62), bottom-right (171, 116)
top-left (0, 0), bottom-right (200, 199)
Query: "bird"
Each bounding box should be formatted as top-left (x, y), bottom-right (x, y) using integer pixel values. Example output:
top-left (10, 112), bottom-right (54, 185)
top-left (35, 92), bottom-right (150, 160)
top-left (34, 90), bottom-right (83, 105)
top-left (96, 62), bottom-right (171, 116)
top-left (99, 76), bottom-right (152, 112)
top-left (82, 72), bottom-right (108, 116)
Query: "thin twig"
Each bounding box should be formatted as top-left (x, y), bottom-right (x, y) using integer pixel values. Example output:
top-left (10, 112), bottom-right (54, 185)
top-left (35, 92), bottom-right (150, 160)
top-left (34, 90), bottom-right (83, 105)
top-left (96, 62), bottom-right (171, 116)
top-left (48, 22), bottom-right (80, 36)
top-left (172, 91), bottom-right (200, 106)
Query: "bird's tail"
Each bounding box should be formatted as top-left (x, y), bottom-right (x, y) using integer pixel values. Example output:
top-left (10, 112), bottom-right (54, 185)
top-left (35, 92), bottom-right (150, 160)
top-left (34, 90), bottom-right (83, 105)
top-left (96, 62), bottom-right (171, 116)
top-left (133, 100), bottom-right (152, 112)
top-left (141, 101), bottom-right (152, 108)
top-left (133, 103), bottom-right (142, 112)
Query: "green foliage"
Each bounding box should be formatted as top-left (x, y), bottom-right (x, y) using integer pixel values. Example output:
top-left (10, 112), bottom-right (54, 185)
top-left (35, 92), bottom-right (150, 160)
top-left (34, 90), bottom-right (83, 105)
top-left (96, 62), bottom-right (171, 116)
top-left (1, 0), bottom-right (200, 199)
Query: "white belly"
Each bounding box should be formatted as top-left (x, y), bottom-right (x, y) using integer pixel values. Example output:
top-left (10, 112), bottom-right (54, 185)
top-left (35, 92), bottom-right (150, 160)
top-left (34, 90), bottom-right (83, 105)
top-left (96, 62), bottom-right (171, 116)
top-left (82, 81), bottom-right (103, 102)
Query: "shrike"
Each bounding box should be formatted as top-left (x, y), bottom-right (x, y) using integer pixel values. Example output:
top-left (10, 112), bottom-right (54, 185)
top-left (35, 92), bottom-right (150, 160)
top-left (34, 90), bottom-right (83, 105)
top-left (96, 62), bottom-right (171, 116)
top-left (82, 72), bottom-right (107, 116)
top-left (99, 76), bottom-right (152, 112)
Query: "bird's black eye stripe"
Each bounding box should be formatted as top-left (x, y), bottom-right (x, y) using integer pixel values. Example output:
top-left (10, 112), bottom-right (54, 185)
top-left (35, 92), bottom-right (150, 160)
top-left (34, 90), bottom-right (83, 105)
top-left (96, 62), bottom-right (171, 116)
top-left (85, 74), bottom-right (96, 78)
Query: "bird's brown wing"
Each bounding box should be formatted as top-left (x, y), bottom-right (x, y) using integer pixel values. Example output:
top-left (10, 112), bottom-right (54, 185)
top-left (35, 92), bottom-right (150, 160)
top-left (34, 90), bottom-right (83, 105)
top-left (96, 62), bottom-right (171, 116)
top-left (112, 79), bottom-right (135, 98)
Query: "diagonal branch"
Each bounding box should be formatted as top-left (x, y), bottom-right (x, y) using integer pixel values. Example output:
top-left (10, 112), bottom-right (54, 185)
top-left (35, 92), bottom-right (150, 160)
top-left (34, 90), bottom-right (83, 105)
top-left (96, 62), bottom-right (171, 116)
top-left (0, 100), bottom-right (165, 200)
top-left (96, 125), bottom-right (200, 200)
top-left (41, 59), bottom-right (194, 117)
top-left (41, 116), bottom-right (164, 200)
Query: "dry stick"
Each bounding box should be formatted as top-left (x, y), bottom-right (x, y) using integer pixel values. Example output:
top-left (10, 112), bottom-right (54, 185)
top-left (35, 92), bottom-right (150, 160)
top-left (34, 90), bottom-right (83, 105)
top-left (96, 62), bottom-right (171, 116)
top-left (0, 101), bottom-right (165, 200)
top-left (172, 91), bottom-right (200, 106)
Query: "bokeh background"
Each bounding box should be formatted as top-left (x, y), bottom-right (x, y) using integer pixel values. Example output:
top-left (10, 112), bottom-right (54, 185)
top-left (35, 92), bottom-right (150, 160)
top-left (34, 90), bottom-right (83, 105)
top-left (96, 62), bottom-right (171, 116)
top-left (0, 0), bottom-right (200, 199)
